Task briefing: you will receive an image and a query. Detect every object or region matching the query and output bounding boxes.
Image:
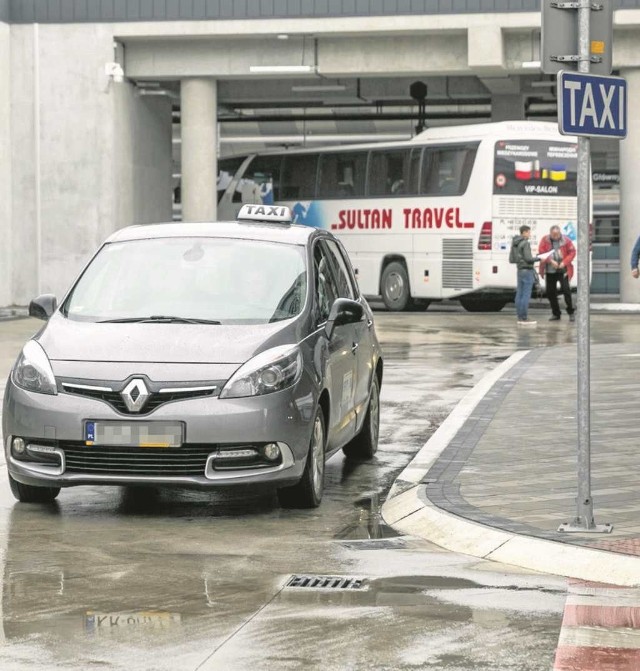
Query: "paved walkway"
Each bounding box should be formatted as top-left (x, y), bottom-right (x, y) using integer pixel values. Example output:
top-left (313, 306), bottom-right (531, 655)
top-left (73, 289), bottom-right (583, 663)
top-left (429, 342), bottom-right (640, 553)
top-left (383, 336), bottom-right (640, 586)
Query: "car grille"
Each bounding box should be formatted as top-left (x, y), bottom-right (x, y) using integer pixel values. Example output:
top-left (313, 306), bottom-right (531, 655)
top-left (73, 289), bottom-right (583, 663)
top-left (58, 442), bottom-right (278, 477)
top-left (61, 386), bottom-right (218, 416)
top-left (60, 443), bottom-right (215, 477)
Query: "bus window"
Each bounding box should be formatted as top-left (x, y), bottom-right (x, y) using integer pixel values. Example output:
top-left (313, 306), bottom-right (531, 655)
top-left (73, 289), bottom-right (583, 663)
top-left (318, 152), bottom-right (367, 199)
top-left (281, 154), bottom-right (319, 200)
top-left (217, 156), bottom-right (246, 204)
top-left (421, 145), bottom-right (478, 196)
top-left (237, 154), bottom-right (283, 204)
top-left (408, 148), bottom-right (422, 196)
top-left (368, 149), bottom-right (410, 197)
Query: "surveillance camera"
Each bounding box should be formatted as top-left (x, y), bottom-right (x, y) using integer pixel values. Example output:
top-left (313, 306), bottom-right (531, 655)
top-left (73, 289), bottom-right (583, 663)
top-left (105, 62), bottom-right (125, 83)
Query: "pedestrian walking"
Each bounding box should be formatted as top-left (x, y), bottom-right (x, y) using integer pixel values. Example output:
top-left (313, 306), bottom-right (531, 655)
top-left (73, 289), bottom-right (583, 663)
top-left (510, 224), bottom-right (539, 326)
top-left (631, 234), bottom-right (640, 279)
top-left (538, 225), bottom-right (576, 322)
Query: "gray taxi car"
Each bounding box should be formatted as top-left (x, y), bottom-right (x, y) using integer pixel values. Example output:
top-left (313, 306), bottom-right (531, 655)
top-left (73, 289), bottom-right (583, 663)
top-left (3, 205), bottom-right (382, 508)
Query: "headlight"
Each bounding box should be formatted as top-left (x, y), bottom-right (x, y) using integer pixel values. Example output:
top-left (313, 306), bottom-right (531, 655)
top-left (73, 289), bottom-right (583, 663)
top-left (12, 340), bottom-right (58, 395)
top-left (220, 345), bottom-right (303, 399)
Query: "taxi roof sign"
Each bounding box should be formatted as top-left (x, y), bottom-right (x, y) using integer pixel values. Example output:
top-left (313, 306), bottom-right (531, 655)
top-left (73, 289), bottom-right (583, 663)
top-left (237, 204), bottom-right (292, 224)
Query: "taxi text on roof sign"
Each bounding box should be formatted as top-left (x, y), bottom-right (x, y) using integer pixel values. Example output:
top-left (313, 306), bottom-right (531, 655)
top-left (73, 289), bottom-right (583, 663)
top-left (557, 71), bottom-right (627, 139)
top-left (238, 204), bottom-right (292, 224)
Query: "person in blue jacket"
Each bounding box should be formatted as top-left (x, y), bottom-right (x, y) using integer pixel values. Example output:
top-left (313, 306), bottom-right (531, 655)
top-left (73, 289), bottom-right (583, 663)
top-left (632, 236), bottom-right (640, 279)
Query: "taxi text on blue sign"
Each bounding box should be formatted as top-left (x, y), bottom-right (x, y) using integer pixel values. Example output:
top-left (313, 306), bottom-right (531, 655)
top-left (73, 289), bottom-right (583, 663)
top-left (557, 71), bottom-right (627, 139)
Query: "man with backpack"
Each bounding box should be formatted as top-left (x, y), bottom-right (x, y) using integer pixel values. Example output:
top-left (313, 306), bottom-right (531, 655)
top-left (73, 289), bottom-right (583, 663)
top-left (510, 224), bottom-right (540, 326)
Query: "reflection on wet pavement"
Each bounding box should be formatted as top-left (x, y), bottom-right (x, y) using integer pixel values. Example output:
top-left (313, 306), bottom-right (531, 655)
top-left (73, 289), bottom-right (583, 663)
top-left (2, 311), bottom-right (639, 669)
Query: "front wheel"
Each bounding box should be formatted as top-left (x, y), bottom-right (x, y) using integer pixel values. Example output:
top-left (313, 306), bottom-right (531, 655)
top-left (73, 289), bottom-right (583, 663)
top-left (277, 408), bottom-right (325, 509)
top-left (9, 475), bottom-right (60, 503)
top-left (343, 375), bottom-right (380, 460)
top-left (381, 261), bottom-right (412, 311)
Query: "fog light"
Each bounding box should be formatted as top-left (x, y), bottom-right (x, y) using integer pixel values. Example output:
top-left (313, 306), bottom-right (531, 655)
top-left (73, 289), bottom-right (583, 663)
top-left (263, 443), bottom-right (281, 461)
top-left (12, 437), bottom-right (26, 456)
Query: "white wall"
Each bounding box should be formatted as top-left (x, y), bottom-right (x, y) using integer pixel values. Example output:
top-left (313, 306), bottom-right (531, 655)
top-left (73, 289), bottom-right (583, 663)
top-left (7, 23), bottom-right (173, 306)
top-left (0, 21), bottom-right (10, 306)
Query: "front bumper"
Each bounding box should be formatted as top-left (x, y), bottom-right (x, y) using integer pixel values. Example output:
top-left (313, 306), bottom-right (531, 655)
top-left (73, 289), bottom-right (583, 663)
top-left (3, 377), bottom-right (316, 489)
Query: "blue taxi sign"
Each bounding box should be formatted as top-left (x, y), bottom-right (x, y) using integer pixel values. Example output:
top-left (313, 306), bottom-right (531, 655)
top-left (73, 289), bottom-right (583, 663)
top-left (558, 71), bottom-right (627, 139)
top-left (237, 204), bottom-right (292, 224)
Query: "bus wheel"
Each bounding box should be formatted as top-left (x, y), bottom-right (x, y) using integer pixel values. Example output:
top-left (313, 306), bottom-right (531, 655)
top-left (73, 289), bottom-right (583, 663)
top-left (459, 297), bottom-right (508, 312)
top-left (381, 262), bottom-right (412, 311)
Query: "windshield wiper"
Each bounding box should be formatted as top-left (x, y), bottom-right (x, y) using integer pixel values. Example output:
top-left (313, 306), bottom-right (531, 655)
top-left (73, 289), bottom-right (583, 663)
top-left (98, 315), bottom-right (221, 324)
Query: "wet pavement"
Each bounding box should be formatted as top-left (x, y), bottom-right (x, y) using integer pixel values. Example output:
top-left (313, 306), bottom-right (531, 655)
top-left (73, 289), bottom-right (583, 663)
top-left (1, 308), bottom-right (638, 670)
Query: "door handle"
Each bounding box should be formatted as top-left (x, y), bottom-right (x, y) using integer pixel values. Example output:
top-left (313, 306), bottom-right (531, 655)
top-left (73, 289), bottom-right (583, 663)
top-left (351, 342), bottom-right (359, 354)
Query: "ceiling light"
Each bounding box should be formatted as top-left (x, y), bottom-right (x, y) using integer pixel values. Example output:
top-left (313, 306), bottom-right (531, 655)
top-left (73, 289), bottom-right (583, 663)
top-left (521, 60), bottom-right (542, 69)
top-left (277, 34), bottom-right (289, 40)
top-left (291, 84), bottom-right (347, 92)
top-left (249, 65), bottom-right (316, 74)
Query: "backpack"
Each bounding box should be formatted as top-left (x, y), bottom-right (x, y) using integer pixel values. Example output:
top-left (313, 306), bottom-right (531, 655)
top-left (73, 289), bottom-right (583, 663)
top-left (509, 239), bottom-right (521, 264)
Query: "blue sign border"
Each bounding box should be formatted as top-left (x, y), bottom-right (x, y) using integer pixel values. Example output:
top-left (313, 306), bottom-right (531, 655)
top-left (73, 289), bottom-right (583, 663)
top-left (557, 71), bottom-right (627, 140)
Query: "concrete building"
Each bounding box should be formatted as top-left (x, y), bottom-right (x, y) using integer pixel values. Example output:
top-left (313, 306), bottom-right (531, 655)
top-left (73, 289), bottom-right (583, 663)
top-left (1, 0), bottom-right (640, 306)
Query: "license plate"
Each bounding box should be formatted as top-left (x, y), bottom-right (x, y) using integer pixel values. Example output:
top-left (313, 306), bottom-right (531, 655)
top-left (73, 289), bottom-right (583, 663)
top-left (84, 421), bottom-right (183, 448)
top-left (84, 611), bottom-right (181, 631)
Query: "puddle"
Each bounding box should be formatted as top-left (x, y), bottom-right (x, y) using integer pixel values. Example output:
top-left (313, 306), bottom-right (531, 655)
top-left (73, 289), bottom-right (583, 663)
top-left (333, 491), bottom-right (401, 541)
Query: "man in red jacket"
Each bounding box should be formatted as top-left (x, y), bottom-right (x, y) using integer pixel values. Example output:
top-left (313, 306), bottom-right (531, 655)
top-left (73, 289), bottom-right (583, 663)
top-left (539, 226), bottom-right (576, 322)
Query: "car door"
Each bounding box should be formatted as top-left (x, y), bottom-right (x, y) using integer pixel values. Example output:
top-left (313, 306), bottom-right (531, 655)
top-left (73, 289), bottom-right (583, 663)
top-left (322, 239), bottom-right (374, 425)
top-left (313, 241), bottom-right (358, 451)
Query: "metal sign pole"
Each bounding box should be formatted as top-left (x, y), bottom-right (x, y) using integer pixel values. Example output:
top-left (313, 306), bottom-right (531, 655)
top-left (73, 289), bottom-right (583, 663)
top-left (558, 0), bottom-right (612, 534)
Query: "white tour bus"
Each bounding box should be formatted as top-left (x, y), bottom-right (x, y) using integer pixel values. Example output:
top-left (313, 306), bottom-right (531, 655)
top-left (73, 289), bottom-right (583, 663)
top-left (215, 121), bottom-right (580, 311)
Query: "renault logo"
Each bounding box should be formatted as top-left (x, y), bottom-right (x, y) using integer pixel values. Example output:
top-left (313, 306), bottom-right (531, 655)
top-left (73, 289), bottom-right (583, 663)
top-left (121, 379), bottom-right (150, 413)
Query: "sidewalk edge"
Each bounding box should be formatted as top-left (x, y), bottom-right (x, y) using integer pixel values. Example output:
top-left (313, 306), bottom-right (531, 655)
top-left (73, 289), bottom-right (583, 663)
top-left (381, 351), bottom-right (640, 587)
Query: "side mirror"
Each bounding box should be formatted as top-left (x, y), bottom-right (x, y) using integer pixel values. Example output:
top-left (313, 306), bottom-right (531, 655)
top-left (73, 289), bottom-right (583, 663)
top-left (29, 294), bottom-right (57, 321)
top-left (325, 298), bottom-right (364, 339)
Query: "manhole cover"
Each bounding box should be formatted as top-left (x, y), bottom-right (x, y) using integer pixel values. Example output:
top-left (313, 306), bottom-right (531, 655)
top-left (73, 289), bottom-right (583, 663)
top-left (285, 575), bottom-right (367, 590)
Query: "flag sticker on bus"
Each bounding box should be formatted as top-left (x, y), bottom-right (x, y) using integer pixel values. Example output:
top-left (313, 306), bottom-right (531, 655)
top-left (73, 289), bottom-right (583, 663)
top-left (493, 141), bottom-right (577, 197)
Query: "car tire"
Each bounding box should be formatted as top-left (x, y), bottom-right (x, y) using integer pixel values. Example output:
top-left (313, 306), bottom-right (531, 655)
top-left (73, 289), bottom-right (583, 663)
top-left (277, 408), bottom-right (325, 509)
top-left (381, 261), bottom-right (413, 311)
top-left (343, 375), bottom-right (380, 460)
top-left (9, 474), bottom-right (60, 503)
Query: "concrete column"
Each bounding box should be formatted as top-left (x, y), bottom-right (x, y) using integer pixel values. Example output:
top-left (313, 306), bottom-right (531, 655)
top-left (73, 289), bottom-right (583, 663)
top-left (619, 69), bottom-right (640, 303)
top-left (181, 78), bottom-right (217, 222)
top-left (491, 94), bottom-right (525, 122)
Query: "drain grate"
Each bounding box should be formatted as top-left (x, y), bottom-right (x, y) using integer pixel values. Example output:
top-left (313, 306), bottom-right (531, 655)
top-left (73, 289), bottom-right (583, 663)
top-left (285, 575), bottom-right (367, 590)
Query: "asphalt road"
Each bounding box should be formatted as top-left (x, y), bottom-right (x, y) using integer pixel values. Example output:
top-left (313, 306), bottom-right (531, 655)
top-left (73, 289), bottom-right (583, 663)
top-left (2, 308), bottom-right (638, 670)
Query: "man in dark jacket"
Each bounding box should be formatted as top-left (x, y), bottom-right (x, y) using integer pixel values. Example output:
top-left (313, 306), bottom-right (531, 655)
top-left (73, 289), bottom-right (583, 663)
top-left (511, 225), bottom-right (539, 326)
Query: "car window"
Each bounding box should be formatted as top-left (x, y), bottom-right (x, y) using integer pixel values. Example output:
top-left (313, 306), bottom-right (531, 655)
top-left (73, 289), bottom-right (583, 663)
top-left (322, 240), bottom-right (356, 300)
top-left (63, 237), bottom-right (307, 325)
top-left (313, 243), bottom-right (338, 323)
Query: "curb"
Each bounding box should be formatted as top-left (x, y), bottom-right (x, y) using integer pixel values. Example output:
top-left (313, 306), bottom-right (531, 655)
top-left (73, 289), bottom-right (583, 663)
top-left (381, 351), bottom-right (640, 587)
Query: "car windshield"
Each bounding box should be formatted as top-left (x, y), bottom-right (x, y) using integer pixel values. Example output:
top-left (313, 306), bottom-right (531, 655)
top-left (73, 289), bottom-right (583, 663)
top-left (63, 236), bottom-right (307, 325)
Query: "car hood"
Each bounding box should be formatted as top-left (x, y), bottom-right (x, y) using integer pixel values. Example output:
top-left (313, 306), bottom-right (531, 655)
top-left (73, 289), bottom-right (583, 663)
top-left (38, 314), bottom-right (299, 365)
